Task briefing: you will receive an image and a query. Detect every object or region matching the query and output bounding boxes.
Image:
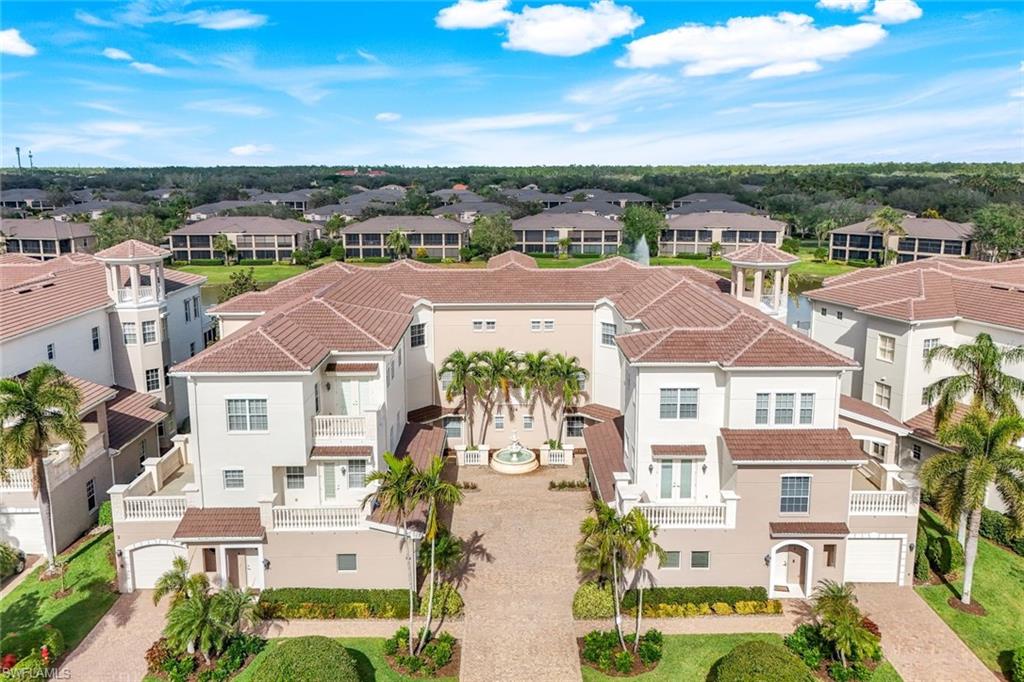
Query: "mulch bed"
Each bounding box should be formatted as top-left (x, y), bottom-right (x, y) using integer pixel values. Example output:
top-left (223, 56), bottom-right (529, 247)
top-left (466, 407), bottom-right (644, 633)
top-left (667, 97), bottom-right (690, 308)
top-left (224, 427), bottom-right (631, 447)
top-left (575, 638), bottom-right (658, 678)
top-left (811, 658), bottom-right (885, 681)
top-left (385, 642), bottom-right (461, 679)
top-left (947, 596), bottom-right (987, 616)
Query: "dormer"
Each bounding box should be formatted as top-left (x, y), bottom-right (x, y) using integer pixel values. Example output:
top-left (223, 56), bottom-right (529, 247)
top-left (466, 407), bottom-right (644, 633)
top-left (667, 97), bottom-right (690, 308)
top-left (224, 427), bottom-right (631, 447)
top-left (94, 239), bottom-right (171, 307)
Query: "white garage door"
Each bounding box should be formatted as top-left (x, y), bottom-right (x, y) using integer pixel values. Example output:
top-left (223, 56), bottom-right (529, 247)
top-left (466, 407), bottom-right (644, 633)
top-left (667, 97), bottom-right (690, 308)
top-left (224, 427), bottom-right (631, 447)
top-left (130, 544), bottom-right (186, 590)
top-left (0, 510), bottom-right (45, 555)
top-left (844, 538), bottom-right (901, 583)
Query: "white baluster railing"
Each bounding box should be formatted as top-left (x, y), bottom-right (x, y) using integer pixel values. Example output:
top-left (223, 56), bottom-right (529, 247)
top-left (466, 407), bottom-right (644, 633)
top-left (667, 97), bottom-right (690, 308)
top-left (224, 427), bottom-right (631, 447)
top-left (849, 491), bottom-right (909, 515)
top-left (0, 469), bottom-right (32, 490)
top-left (547, 449), bottom-right (568, 466)
top-left (464, 449), bottom-right (483, 466)
top-left (123, 496), bottom-right (187, 520)
top-left (637, 503), bottom-right (728, 528)
top-left (272, 506), bottom-right (363, 530)
top-left (313, 415), bottom-right (366, 442)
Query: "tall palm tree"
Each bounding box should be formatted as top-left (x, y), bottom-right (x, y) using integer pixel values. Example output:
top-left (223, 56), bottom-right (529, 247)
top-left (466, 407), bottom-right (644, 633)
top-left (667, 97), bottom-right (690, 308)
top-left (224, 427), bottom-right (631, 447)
top-left (0, 364), bottom-right (86, 562)
top-left (439, 350), bottom-right (483, 446)
top-left (548, 353), bottom-right (588, 443)
top-left (869, 206), bottom-right (906, 264)
top-left (364, 452), bottom-right (418, 652)
top-left (923, 333), bottom-right (1024, 429)
top-left (386, 229), bottom-right (411, 260)
top-left (163, 578), bottom-right (221, 662)
top-left (623, 508), bottom-right (665, 652)
top-left (476, 348), bottom-right (520, 442)
top-left (520, 351), bottom-right (554, 440)
top-left (212, 233), bottom-right (236, 265)
top-left (412, 455), bottom-right (464, 654)
top-left (921, 409), bottom-right (1024, 605)
top-left (152, 555), bottom-right (207, 607)
top-left (576, 499), bottom-right (630, 650)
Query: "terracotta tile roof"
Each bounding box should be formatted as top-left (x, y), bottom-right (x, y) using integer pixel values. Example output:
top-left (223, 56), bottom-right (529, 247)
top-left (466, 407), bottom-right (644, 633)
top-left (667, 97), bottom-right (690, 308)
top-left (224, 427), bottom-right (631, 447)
top-left (173, 507), bottom-right (265, 541)
top-left (407, 404), bottom-right (461, 423)
top-left (839, 395), bottom-right (907, 431)
top-left (62, 375), bottom-right (118, 414)
top-left (723, 243), bottom-right (799, 266)
top-left (721, 428), bottom-right (867, 463)
top-left (904, 403), bottom-right (973, 445)
top-left (651, 444), bottom-right (706, 458)
top-left (575, 403), bottom-right (622, 422)
top-left (310, 445), bottom-right (373, 458)
top-left (105, 386), bottom-right (168, 449)
top-left (807, 257), bottom-right (1024, 330)
top-left (769, 521), bottom-right (850, 537)
top-left (94, 239), bottom-right (169, 260)
top-left (325, 362), bottom-right (378, 373)
top-left (583, 416), bottom-right (626, 502)
top-left (371, 423), bottom-right (447, 527)
top-left (486, 251), bottom-right (539, 269)
top-left (0, 253), bottom-right (45, 265)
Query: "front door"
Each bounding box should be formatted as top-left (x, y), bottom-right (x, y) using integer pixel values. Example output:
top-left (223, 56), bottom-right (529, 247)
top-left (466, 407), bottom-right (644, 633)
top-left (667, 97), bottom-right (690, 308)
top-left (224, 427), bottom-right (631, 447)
top-left (338, 381), bottom-right (362, 416)
top-left (242, 549), bottom-right (261, 589)
top-left (322, 462), bottom-right (343, 503)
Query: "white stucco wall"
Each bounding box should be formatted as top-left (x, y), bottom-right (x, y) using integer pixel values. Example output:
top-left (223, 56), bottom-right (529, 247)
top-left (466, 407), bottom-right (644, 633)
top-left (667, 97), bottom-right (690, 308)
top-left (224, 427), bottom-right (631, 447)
top-left (0, 308), bottom-right (115, 385)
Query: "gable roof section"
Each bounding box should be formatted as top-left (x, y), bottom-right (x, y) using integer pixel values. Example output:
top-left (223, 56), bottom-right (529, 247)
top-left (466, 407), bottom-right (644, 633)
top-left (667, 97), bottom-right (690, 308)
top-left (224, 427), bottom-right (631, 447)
top-left (106, 386), bottom-right (169, 449)
top-left (721, 428), bottom-right (867, 463)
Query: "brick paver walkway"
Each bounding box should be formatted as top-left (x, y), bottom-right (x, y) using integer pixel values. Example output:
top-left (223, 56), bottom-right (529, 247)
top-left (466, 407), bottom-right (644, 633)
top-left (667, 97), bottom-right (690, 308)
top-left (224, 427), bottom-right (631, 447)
top-left (855, 583), bottom-right (994, 681)
top-left (451, 459), bottom-right (591, 682)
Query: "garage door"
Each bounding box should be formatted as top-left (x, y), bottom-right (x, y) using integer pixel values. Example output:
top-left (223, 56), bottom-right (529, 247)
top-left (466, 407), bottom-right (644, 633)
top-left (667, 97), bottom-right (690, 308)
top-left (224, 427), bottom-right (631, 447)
top-left (130, 544), bottom-right (186, 590)
top-left (0, 510), bottom-right (45, 554)
top-left (844, 538), bottom-right (901, 583)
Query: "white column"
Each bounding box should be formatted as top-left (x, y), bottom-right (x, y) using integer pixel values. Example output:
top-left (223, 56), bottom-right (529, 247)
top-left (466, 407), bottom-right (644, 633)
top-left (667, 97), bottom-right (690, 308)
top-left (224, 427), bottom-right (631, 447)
top-left (129, 264), bottom-right (141, 303)
top-left (753, 269), bottom-right (764, 304)
top-left (772, 269), bottom-right (782, 311)
top-left (731, 266), bottom-right (741, 297)
top-left (216, 545), bottom-right (229, 587)
top-left (156, 262), bottom-right (166, 301)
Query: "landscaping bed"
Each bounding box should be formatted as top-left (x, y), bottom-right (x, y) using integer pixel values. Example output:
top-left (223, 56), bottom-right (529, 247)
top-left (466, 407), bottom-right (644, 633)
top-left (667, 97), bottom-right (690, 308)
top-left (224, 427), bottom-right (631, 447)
top-left (257, 587), bottom-right (415, 619)
top-left (572, 582), bottom-right (782, 619)
top-left (383, 627), bottom-right (460, 678)
top-left (577, 628), bottom-right (663, 677)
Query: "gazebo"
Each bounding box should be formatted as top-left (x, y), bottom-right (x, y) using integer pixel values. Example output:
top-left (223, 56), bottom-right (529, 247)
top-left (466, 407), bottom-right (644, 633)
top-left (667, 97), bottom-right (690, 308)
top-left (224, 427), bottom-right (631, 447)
top-left (722, 243), bottom-right (799, 322)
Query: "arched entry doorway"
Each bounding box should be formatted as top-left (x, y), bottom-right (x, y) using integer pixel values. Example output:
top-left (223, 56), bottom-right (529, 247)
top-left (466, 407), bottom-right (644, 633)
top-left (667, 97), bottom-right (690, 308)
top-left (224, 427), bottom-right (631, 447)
top-left (769, 540), bottom-right (813, 598)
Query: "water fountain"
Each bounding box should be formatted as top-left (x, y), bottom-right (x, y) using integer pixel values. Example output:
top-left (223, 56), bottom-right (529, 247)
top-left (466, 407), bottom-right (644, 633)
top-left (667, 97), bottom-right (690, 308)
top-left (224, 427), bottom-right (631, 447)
top-left (489, 431), bottom-right (538, 474)
top-left (632, 235), bottom-right (650, 266)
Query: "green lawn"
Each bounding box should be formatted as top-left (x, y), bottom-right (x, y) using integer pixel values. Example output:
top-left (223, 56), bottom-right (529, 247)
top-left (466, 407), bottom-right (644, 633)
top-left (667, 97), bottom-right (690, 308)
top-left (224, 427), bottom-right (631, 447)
top-left (915, 507), bottom-right (1024, 676)
top-left (171, 263), bottom-right (313, 286)
top-left (232, 637), bottom-right (456, 682)
top-left (0, 531), bottom-right (118, 653)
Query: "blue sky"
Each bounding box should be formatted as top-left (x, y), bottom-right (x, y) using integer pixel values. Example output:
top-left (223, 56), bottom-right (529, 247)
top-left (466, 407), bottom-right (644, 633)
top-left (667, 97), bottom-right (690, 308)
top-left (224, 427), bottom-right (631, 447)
top-left (1, 1), bottom-right (1022, 166)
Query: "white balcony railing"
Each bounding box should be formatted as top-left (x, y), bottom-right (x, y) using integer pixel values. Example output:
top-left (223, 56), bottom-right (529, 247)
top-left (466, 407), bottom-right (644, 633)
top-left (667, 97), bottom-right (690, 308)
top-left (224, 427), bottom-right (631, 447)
top-left (849, 490), bottom-right (910, 515)
top-left (272, 506), bottom-right (363, 530)
top-left (117, 286), bottom-right (155, 303)
top-left (547, 449), bottom-right (569, 466)
top-left (637, 503), bottom-right (728, 528)
top-left (463, 449), bottom-right (484, 466)
top-left (313, 415), bottom-right (366, 443)
top-left (123, 496), bottom-right (187, 520)
top-left (0, 469), bottom-right (32, 491)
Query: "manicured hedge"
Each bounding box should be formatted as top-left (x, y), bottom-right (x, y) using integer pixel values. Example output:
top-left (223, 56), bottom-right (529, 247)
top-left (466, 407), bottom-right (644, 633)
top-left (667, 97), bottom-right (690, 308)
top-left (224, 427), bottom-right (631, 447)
top-left (238, 258), bottom-right (275, 266)
top-left (979, 507), bottom-right (1024, 556)
top-left (258, 587), bottom-right (412, 619)
top-left (926, 534), bottom-right (965, 577)
top-left (621, 585), bottom-right (768, 611)
top-left (573, 582), bottom-right (615, 619)
top-left (712, 640), bottom-right (814, 682)
top-left (914, 528), bottom-right (930, 581)
top-left (572, 583), bottom-right (781, 619)
top-left (248, 636), bottom-right (358, 682)
top-left (185, 258), bottom-right (225, 266)
top-left (1011, 646), bottom-right (1024, 682)
top-left (416, 584), bottom-right (464, 617)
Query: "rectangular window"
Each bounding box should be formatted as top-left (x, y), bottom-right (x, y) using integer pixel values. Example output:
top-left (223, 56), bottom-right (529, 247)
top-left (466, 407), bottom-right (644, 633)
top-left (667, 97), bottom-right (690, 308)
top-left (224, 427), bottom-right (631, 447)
top-left (184, 299), bottom-right (191, 322)
top-left (530, 319), bottom-right (542, 332)
top-left (86, 479), bottom-right (96, 512)
top-left (523, 414), bottom-right (534, 430)
top-left (203, 548), bottom-right (217, 572)
top-left (336, 554), bottom-right (357, 572)
top-left (799, 393), bottom-right (814, 425)
top-left (755, 393), bottom-right (770, 425)
top-left (443, 417), bottom-right (462, 439)
top-left (123, 322), bottom-right (137, 344)
top-left (192, 296), bottom-right (199, 318)
top-left (410, 323), bottom-right (426, 347)
top-left (223, 469), bottom-right (244, 489)
top-left (91, 326), bottom-right (101, 352)
top-left (774, 393), bottom-right (795, 425)
top-left (871, 442), bottom-right (887, 460)
top-left (836, 311), bottom-right (844, 320)
top-left (440, 371), bottom-right (453, 392)
top-left (347, 460), bottom-right (367, 488)
top-left (46, 343), bottom-right (55, 360)
top-left (877, 334), bottom-right (896, 362)
top-left (820, 307), bottom-right (827, 316)
top-left (824, 544), bottom-right (837, 568)
top-left (873, 382), bottom-right (891, 410)
top-left (690, 551), bottom-right (710, 569)
top-left (601, 322), bottom-right (617, 346)
top-left (226, 398), bottom-right (268, 431)
top-left (780, 475), bottom-right (811, 513)
top-left (285, 466), bottom-right (305, 489)
top-left (494, 413), bottom-right (505, 430)
top-left (659, 388), bottom-right (698, 419)
top-left (577, 371), bottom-right (587, 393)
top-left (142, 320), bottom-right (157, 344)
top-left (662, 551), bottom-right (680, 569)
top-left (659, 461), bottom-right (673, 499)
top-left (543, 319), bottom-right (554, 331)
top-left (145, 368), bottom-right (160, 392)
top-left (189, 342), bottom-right (196, 357)
top-left (923, 338), bottom-right (939, 359)
top-left (314, 383), bottom-right (321, 414)
top-left (472, 320), bottom-right (483, 332)
top-left (566, 415), bottom-right (585, 438)
top-left (485, 320), bottom-right (496, 332)
top-left (912, 444), bottom-right (922, 461)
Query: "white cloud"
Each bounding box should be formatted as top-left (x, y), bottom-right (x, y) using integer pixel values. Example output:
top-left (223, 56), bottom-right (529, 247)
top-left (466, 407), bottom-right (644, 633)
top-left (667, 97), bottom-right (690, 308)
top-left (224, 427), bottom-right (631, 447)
top-left (78, 101), bottom-right (129, 115)
top-left (565, 73), bottom-right (674, 105)
top-left (0, 29), bottom-right (37, 57)
top-left (816, 0), bottom-right (870, 11)
top-left (356, 48), bottom-right (381, 64)
top-left (375, 112), bottom-right (402, 122)
top-left (618, 13), bottom-right (887, 79)
top-left (229, 143), bottom-right (274, 156)
top-left (102, 47), bottom-right (133, 61)
top-left (130, 61), bottom-right (167, 75)
top-left (436, 0), bottom-right (513, 29)
top-left (184, 99), bottom-right (270, 117)
top-left (1010, 88), bottom-right (1024, 99)
top-left (75, 10), bottom-right (119, 28)
top-left (81, 120), bottom-right (146, 135)
top-left (861, 0), bottom-right (923, 25)
top-left (116, 5), bottom-right (268, 31)
top-left (504, 1), bottom-right (644, 57)
top-left (572, 114), bottom-right (617, 133)
top-left (411, 112), bottom-right (577, 137)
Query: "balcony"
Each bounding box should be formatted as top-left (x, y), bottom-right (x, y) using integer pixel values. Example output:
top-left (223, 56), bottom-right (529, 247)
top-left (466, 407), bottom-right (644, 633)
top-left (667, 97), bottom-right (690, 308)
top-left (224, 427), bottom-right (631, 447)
top-left (271, 505), bottom-right (365, 530)
top-left (636, 503), bottom-right (728, 528)
top-left (110, 436), bottom-right (195, 522)
top-left (312, 415), bottom-right (367, 445)
top-left (117, 286), bottom-right (155, 304)
top-left (0, 469), bottom-right (32, 491)
top-left (849, 466), bottom-right (918, 516)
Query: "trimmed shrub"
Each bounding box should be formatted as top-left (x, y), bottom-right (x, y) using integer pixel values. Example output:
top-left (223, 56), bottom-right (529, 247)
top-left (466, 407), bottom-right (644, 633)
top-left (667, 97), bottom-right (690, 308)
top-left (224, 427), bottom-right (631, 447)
top-left (711, 602), bottom-right (733, 615)
top-left (1011, 646), bottom-right (1024, 682)
top-left (784, 623), bottom-right (829, 669)
top-left (580, 629), bottom-right (662, 673)
top-left (980, 508), bottom-right (1024, 556)
top-left (329, 245), bottom-right (345, 261)
top-left (97, 500), bottom-right (113, 527)
top-left (238, 258), bottom-right (275, 266)
top-left (712, 640), bottom-right (815, 682)
top-left (572, 581), bottom-right (615, 619)
top-left (621, 585), bottom-right (768, 612)
top-left (417, 583), bottom-right (464, 617)
top-left (0, 626), bottom-right (64, 663)
top-left (258, 587), bottom-right (411, 618)
top-left (0, 544), bottom-right (21, 576)
top-left (247, 636), bottom-right (358, 682)
top-left (914, 528), bottom-right (930, 581)
top-left (926, 534), bottom-right (965, 577)
top-left (781, 237), bottom-right (802, 254)
top-left (185, 258), bottom-right (225, 266)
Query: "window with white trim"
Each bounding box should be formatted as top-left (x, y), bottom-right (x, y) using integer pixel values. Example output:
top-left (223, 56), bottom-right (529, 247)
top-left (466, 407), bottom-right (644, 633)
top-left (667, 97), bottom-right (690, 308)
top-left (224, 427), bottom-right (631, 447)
top-left (184, 299), bottom-right (191, 322)
top-left (690, 551), bottom-right (710, 569)
top-left (494, 413), bottom-right (505, 430)
top-left (142, 320), bottom-right (157, 344)
top-left (543, 319), bottom-right (554, 331)
top-left (139, 438), bottom-right (147, 468)
top-left (336, 553), bottom-right (357, 572)
top-left (122, 322), bottom-right (137, 344)
top-left (443, 417), bottom-right (462, 439)
top-left (836, 311), bottom-right (843, 320)
top-left (799, 393), bottom-right (815, 425)
top-left (472, 320), bottom-right (483, 332)
top-left (145, 368), bottom-right (160, 392)
top-left (820, 307), bottom-right (827, 316)
top-left (189, 342), bottom-right (196, 357)
top-left (662, 551), bottom-right (680, 569)
top-left (870, 442), bottom-right (887, 460)
top-left (577, 371), bottom-right (587, 393)
top-left (774, 393), bottom-right (795, 425)
top-left (660, 388), bottom-right (698, 419)
top-left (86, 478), bottom-right (96, 512)
top-left (566, 415), bottom-right (585, 438)
top-left (530, 319), bottom-right (542, 332)
top-left (877, 334), bottom-right (896, 362)
top-left (873, 382), bottom-right (891, 410)
top-left (911, 443), bottom-right (922, 461)
top-left (780, 475), bottom-right (811, 513)
top-left (601, 322), bottom-right (617, 347)
top-left (472, 319), bottom-right (496, 332)
top-left (223, 469), bottom-right (244, 489)
top-left (192, 296), bottom-right (199, 319)
top-left (226, 398), bottom-right (268, 431)
top-left (410, 323), bottom-right (426, 347)
top-left (922, 338), bottom-right (939, 360)
top-left (755, 393), bottom-right (770, 425)
top-left (523, 414), bottom-right (534, 430)
top-left (440, 370), bottom-right (453, 392)
top-left (285, 466), bottom-right (305, 489)
top-left (347, 459), bottom-right (367, 488)
top-left (91, 326), bottom-right (101, 352)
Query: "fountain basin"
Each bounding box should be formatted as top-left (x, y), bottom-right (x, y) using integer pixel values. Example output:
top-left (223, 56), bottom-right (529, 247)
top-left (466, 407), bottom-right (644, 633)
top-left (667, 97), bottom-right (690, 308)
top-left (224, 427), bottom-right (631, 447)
top-left (490, 444), bottom-right (538, 475)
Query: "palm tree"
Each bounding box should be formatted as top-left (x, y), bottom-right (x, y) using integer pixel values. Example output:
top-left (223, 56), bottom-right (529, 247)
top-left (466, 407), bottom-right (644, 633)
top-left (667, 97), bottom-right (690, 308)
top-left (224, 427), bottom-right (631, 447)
top-left (412, 455), bottom-right (464, 654)
top-left (386, 229), bottom-right (411, 259)
top-left (812, 580), bottom-right (868, 669)
top-left (923, 333), bottom-right (1024, 429)
top-left (520, 350), bottom-right (553, 440)
top-left (815, 217), bottom-right (837, 248)
top-left (811, 579), bottom-right (858, 623)
top-left (0, 364), bottom-right (86, 562)
top-left (558, 237), bottom-right (572, 257)
top-left (548, 353), bottom-right (588, 443)
top-left (576, 499), bottom-right (630, 650)
top-left (921, 409), bottom-right (1024, 605)
top-left (476, 348), bottom-right (520, 442)
top-left (163, 578), bottom-right (221, 662)
top-left (212, 585), bottom-right (260, 638)
top-left (439, 350), bottom-right (483, 446)
top-left (152, 555), bottom-right (204, 607)
top-left (363, 452), bottom-right (418, 652)
top-left (623, 508), bottom-right (665, 652)
top-left (869, 206), bottom-right (906, 264)
top-left (212, 233), bottom-right (236, 265)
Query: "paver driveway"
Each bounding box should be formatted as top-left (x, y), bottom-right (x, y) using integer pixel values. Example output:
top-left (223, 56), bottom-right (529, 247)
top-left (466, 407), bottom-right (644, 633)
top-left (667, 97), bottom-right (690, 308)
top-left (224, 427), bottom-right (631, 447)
top-left (450, 459), bottom-right (591, 682)
top-left (855, 583), bottom-right (994, 681)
